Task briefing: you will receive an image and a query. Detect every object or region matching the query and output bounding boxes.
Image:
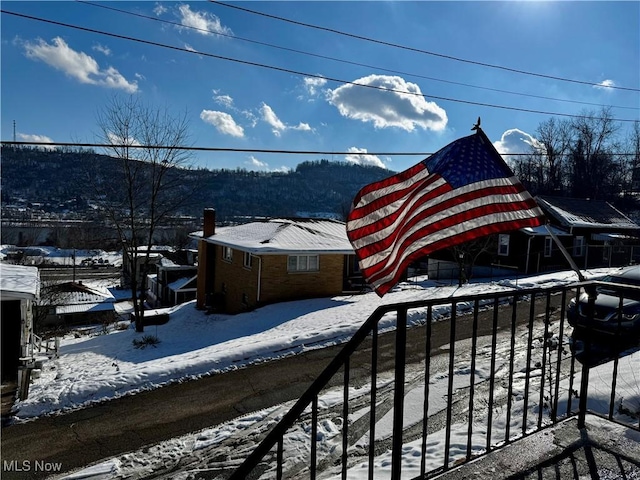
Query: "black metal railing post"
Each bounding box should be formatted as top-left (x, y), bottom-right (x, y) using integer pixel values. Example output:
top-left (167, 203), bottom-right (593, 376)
top-left (391, 307), bottom-right (407, 480)
top-left (578, 285), bottom-right (596, 429)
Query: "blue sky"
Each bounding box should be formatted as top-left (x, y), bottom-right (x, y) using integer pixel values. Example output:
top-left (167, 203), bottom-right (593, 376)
top-left (1, 1), bottom-right (639, 173)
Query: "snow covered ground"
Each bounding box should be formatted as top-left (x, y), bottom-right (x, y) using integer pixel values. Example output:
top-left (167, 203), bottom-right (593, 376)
top-left (4, 258), bottom-right (638, 479)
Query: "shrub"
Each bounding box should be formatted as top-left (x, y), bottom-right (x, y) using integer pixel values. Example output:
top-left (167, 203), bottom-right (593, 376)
top-left (132, 334), bottom-right (161, 349)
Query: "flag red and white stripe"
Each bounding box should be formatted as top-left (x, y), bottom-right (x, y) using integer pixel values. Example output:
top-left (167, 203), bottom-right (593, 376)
top-left (346, 129), bottom-right (545, 296)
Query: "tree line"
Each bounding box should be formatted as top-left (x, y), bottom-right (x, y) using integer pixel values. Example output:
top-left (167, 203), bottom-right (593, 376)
top-left (513, 108), bottom-right (640, 205)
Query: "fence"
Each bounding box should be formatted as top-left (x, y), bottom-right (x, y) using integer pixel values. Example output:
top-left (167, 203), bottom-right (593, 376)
top-left (228, 280), bottom-right (640, 480)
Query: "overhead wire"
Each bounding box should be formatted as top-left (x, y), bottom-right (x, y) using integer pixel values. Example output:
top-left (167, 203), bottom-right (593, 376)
top-left (211, 1), bottom-right (640, 93)
top-left (2, 9), bottom-right (639, 124)
top-left (75, 0), bottom-right (638, 112)
top-left (1, 141), bottom-right (636, 157)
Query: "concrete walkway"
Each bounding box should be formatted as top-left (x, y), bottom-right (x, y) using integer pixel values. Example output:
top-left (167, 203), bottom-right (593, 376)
top-left (434, 415), bottom-right (640, 480)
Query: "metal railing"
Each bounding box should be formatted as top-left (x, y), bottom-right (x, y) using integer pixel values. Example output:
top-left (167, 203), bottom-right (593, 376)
top-left (229, 280), bottom-right (640, 480)
top-left (24, 332), bottom-right (59, 360)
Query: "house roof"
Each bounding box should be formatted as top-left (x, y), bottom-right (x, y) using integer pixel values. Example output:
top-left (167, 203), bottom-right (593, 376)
top-left (195, 218), bottom-right (354, 255)
top-left (536, 196), bottom-right (639, 230)
top-left (520, 224), bottom-right (572, 237)
top-left (41, 282), bottom-right (115, 307)
top-left (0, 263), bottom-right (40, 300)
top-left (168, 275), bottom-right (197, 291)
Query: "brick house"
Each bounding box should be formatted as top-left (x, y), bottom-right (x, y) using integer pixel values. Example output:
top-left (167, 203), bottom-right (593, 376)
top-left (194, 209), bottom-right (358, 314)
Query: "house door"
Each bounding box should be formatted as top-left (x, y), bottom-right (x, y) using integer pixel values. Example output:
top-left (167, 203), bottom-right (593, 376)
top-left (1, 300), bottom-right (22, 382)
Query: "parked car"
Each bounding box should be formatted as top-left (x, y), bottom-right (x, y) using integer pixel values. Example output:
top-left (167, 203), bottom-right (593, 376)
top-left (567, 265), bottom-right (640, 339)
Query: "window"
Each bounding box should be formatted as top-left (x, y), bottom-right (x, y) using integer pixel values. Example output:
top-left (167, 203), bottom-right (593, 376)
top-left (288, 254), bottom-right (319, 272)
top-left (222, 246), bottom-right (233, 262)
top-left (573, 236), bottom-right (585, 257)
top-left (498, 234), bottom-right (510, 256)
top-left (544, 237), bottom-right (553, 257)
top-left (243, 252), bottom-right (253, 269)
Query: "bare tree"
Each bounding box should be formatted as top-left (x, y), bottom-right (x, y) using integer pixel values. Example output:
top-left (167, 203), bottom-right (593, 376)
top-left (533, 117), bottom-right (573, 194)
top-left (569, 108), bottom-right (620, 199)
top-left (93, 95), bottom-right (193, 332)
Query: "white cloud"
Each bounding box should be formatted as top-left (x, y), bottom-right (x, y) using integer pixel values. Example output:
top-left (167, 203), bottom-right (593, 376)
top-left (493, 128), bottom-right (541, 157)
top-left (260, 103), bottom-right (287, 137)
top-left (242, 110), bottom-right (259, 128)
top-left (134, 73), bottom-right (145, 81)
top-left (106, 131), bottom-right (141, 147)
top-left (177, 5), bottom-right (232, 36)
top-left (200, 110), bottom-right (244, 137)
top-left (184, 43), bottom-right (197, 52)
top-left (92, 43), bottom-right (111, 56)
top-left (23, 37), bottom-right (138, 93)
top-left (153, 3), bottom-right (167, 16)
top-left (214, 94), bottom-right (234, 109)
top-left (246, 155), bottom-right (268, 169)
top-left (291, 122), bottom-right (312, 132)
top-left (327, 74), bottom-right (447, 132)
top-left (344, 147), bottom-right (386, 169)
top-left (17, 133), bottom-right (55, 150)
top-left (303, 76), bottom-right (328, 96)
top-left (260, 103), bottom-right (312, 136)
top-left (244, 156), bottom-right (290, 173)
top-left (594, 79), bottom-right (616, 91)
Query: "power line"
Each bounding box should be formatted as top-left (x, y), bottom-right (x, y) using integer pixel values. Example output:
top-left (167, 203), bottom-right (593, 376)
top-left (3, 9), bottom-right (639, 124)
top-left (2, 141), bottom-right (636, 157)
top-left (211, 1), bottom-right (640, 93)
top-left (76, 0), bottom-right (638, 112)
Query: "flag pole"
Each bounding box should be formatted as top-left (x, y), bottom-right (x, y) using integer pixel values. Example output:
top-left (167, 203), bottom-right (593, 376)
top-left (545, 223), bottom-right (586, 281)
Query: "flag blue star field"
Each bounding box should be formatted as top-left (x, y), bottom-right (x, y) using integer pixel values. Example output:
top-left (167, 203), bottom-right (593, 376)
top-left (346, 129), bottom-right (545, 296)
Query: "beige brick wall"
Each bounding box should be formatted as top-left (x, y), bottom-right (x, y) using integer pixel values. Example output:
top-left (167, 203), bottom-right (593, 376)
top-left (213, 246), bottom-right (259, 314)
top-left (210, 250), bottom-right (346, 314)
top-left (260, 254), bottom-right (344, 303)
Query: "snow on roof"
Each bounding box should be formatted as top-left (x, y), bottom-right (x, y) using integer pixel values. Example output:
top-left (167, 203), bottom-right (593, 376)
top-left (168, 276), bottom-right (197, 291)
top-left (0, 263), bottom-right (39, 300)
top-left (520, 225), bottom-right (572, 236)
top-left (41, 282), bottom-right (115, 307)
top-left (56, 302), bottom-right (116, 315)
top-left (536, 196), bottom-right (639, 230)
top-left (200, 218), bottom-right (354, 254)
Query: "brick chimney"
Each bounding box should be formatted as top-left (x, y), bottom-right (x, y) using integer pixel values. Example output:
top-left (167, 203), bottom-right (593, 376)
top-left (203, 208), bottom-right (216, 237)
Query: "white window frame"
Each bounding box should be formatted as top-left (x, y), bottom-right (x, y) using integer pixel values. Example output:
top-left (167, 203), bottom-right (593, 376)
top-left (288, 254), bottom-right (319, 272)
top-left (573, 236), bottom-right (585, 257)
top-left (498, 234), bottom-right (510, 256)
top-left (544, 237), bottom-right (553, 257)
top-left (243, 252), bottom-right (253, 269)
top-left (222, 246), bottom-right (233, 262)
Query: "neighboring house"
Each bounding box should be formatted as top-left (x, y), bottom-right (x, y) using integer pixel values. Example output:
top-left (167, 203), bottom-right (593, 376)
top-left (36, 281), bottom-right (116, 327)
top-left (121, 247), bottom-right (165, 290)
top-left (194, 209), bottom-right (358, 314)
top-left (427, 196), bottom-right (640, 280)
top-left (1, 264), bottom-right (39, 387)
top-left (535, 196), bottom-right (640, 269)
top-left (491, 224), bottom-right (574, 275)
top-left (147, 258), bottom-right (198, 307)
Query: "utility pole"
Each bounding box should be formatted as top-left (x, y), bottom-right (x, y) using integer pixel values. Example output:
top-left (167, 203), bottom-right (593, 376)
top-left (13, 120), bottom-right (16, 142)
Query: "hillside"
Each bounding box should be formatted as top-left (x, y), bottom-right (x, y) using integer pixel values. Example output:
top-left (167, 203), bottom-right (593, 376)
top-left (0, 146), bottom-right (392, 221)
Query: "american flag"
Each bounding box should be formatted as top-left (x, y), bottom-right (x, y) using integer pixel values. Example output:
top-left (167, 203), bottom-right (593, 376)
top-left (346, 129), bottom-right (545, 297)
